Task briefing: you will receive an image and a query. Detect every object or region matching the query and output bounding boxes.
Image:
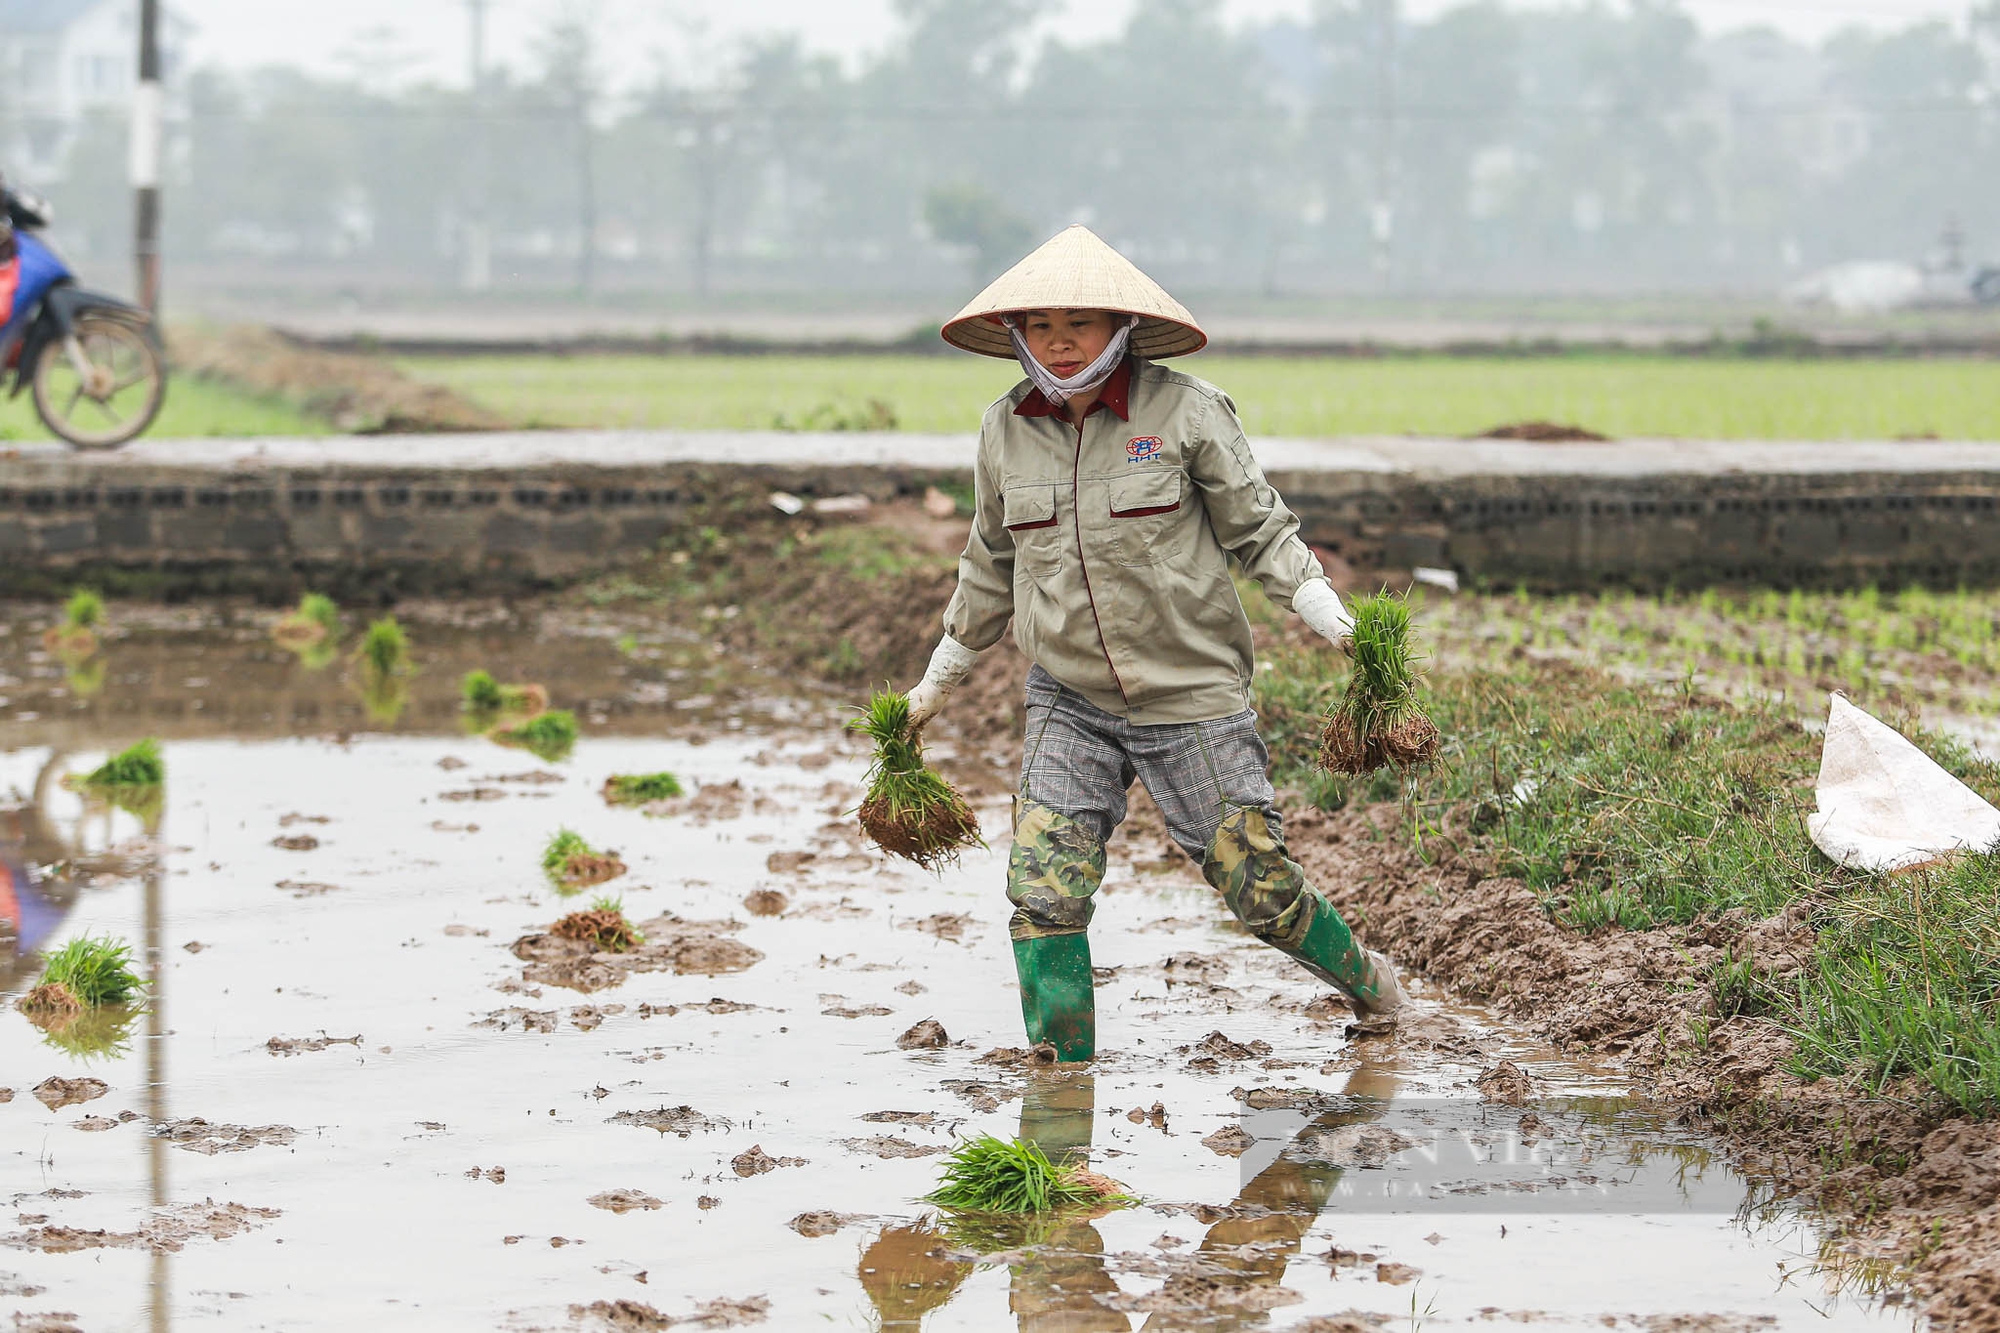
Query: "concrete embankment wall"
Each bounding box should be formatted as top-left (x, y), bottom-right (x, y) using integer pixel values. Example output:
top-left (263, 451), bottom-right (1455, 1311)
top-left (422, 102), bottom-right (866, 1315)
top-left (3, 434), bottom-right (1998, 595)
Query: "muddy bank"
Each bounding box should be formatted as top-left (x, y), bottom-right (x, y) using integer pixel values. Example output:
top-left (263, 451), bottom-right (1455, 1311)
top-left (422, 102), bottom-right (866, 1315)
top-left (170, 324), bottom-right (509, 433)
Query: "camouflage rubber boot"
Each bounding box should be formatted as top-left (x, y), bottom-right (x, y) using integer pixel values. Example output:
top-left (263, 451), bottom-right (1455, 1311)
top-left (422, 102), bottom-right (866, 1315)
top-left (1006, 798), bottom-right (1106, 1062)
top-left (1202, 805), bottom-right (1403, 1023)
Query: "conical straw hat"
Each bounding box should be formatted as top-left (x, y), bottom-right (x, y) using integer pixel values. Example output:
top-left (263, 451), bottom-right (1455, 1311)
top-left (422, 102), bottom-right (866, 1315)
top-left (942, 224), bottom-right (1206, 360)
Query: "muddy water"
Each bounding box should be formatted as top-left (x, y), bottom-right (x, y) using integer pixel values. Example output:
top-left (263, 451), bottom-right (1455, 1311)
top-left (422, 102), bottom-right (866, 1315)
top-left (2, 618), bottom-right (1916, 1331)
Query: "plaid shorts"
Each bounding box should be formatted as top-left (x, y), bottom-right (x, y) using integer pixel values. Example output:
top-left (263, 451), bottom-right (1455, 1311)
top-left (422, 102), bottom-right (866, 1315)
top-left (1020, 665), bottom-right (1281, 859)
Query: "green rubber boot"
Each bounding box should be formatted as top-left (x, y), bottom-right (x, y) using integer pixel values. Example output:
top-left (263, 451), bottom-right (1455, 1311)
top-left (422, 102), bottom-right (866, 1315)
top-left (1203, 805), bottom-right (1404, 1021)
top-left (1006, 798), bottom-right (1106, 1062)
top-left (1012, 934), bottom-right (1096, 1061)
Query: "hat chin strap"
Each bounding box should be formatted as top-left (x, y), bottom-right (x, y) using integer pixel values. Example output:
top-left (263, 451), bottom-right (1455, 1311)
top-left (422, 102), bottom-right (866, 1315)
top-left (1006, 314), bottom-right (1139, 407)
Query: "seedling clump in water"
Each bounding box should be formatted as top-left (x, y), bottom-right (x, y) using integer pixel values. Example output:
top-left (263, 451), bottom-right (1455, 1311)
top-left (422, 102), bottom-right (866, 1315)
top-left (274, 592), bottom-right (341, 647)
top-left (1318, 591), bottom-right (1442, 776)
top-left (551, 895), bottom-right (645, 952)
top-left (541, 827), bottom-right (627, 893)
top-left (850, 691), bottom-right (980, 870)
top-left (925, 1135), bottom-right (1128, 1213)
top-left (64, 738), bottom-right (165, 822)
top-left (498, 709), bottom-right (579, 763)
top-left (358, 616), bottom-right (411, 677)
top-left (601, 771), bottom-right (684, 805)
top-left (24, 935), bottom-right (145, 1012)
top-left (461, 669), bottom-right (549, 719)
top-left (44, 587), bottom-right (104, 659)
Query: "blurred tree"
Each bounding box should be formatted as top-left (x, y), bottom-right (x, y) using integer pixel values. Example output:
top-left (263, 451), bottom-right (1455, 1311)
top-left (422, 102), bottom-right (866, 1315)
top-left (922, 182), bottom-right (1034, 284)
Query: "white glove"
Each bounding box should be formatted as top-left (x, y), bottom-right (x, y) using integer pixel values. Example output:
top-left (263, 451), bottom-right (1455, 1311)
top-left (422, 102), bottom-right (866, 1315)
top-left (905, 634), bottom-right (982, 733)
top-left (1292, 579), bottom-right (1355, 650)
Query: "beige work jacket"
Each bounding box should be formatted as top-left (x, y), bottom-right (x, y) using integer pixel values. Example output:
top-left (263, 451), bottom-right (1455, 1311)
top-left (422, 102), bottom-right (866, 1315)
top-left (943, 357), bottom-right (1323, 725)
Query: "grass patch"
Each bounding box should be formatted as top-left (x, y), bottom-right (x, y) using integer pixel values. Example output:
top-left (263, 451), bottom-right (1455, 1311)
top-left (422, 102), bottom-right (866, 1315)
top-left (1259, 646), bottom-right (2000, 1112)
top-left (0, 366), bottom-right (331, 441)
top-left (399, 353), bottom-right (2000, 441)
top-left (926, 1135), bottom-right (1129, 1213)
top-left (496, 709), bottom-right (579, 763)
top-left (849, 690), bottom-right (980, 871)
top-left (1790, 852), bottom-right (2000, 1112)
top-left (34, 935), bottom-right (145, 1008)
top-left (541, 827), bottom-right (626, 893)
top-left (601, 771), bottom-right (684, 805)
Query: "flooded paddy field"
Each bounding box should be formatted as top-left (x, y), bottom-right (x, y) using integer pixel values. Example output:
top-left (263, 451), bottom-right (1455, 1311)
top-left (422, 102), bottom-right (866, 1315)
top-left (1, 607), bottom-right (1919, 1330)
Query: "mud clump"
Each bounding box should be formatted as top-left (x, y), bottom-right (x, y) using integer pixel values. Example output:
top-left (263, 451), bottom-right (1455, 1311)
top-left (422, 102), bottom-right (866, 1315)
top-left (842, 1136), bottom-right (946, 1159)
top-left (587, 1189), bottom-right (664, 1214)
top-left (896, 1018), bottom-right (949, 1050)
top-left (265, 1033), bottom-right (361, 1056)
top-left (1476, 1060), bottom-right (1535, 1106)
top-left (1475, 420), bottom-right (1609, 442)
top-left (154, 1119), bottom-right (297, 1155)
top-left (610, 1106), bottom-right (728, 1137)
top-left (271, 834), bottom-right (320, 851)
top-left (788, 1210), bottom-right (856, 1237)
top-left (741, 889), bottom-right (788, 917)
top-left (512, 914), bottom-right (762, 993)
top-left (571, 1296), bottom-right (769, 1329)
top-left (32, 1077), bottom-right (108, 1111)
top-left (1098, 1274), bottom-right (1302, 1316)
top-left (1202, 1124), bottom-right (1256, 1157)
top-left (7, 1200), bottom-right (280, 1255)
top-left (730, 1145), bottom-right (806, 1177)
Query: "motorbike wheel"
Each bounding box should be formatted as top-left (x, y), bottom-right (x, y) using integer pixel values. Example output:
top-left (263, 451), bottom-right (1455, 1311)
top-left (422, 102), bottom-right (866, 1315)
top-left (33, 312), bottom-right (166, 449)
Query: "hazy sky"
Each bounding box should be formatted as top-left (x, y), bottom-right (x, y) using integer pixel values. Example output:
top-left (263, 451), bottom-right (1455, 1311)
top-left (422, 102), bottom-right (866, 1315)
top-left (172, 0), bottom-right (1978, 91)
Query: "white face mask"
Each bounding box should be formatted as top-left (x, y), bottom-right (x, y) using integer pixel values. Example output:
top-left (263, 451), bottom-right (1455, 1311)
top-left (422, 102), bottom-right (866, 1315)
top-left (1005, 313), bottom-right (1140, 406)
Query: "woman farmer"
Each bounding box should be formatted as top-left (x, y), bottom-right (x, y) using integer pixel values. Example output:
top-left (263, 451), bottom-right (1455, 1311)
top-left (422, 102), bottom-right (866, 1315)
top-left (903, 225), bottom-right (1406, 1062)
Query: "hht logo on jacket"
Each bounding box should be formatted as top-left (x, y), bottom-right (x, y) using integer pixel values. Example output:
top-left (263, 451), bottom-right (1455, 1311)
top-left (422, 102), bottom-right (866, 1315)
top-left (1125, 436), bottom-right (1165, 462)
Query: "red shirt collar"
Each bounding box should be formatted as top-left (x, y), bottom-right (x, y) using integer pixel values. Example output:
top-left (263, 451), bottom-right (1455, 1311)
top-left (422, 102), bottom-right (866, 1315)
top-left (1013, 355), bottom-right (1133, 422)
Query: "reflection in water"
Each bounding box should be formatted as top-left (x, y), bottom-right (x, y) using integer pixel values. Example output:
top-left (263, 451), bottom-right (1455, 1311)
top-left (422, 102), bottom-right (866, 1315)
top-left (859, 1064), bottom-right (1399, 1331)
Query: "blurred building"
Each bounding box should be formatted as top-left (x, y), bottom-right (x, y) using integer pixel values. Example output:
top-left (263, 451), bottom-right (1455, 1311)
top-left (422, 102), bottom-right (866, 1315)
top-left (0, 0), bottom-right (185, 181)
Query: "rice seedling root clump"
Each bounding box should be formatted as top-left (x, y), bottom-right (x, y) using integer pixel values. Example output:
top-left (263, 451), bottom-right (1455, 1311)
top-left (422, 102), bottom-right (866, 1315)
top-left (18, 981), bottom-right (83, 1021)
top-left (849, 690), bottom-right (982, 870)
top-left (1318, 592), bottom-right (1442, 778)
top-left (551, 897), bottom-right (645, 952)
top-left (602, 772), bottom-right (684, 805)
top-left (926, 1135), bottom-right (1130, 1214)
top-left (542, 828), bottom-right (627, 893)
top-left (71, 738), bottom-right (165, 790)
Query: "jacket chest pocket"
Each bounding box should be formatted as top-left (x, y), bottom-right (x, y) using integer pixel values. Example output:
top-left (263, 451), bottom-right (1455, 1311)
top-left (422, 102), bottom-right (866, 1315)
top-left (1003, 483), bottom-right (1063, 576)
top-left (1107, 469), bottom-right (1186, 566)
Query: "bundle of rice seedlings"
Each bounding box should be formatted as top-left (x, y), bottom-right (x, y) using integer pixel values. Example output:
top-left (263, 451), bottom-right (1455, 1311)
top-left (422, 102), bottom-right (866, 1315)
top-left (68, 738), bottom-right (164, 789)
top-left (541, 827), bottom-right (627, 893)
top-left (924, 1135), bottom-right (1129, 1214)
top-left (273, 592), bottom-right (341, 647)
top-left (42, 588), bottom-right (104, 659)
top-left (601, 771), bottom-right (684, 806)
top-left (1316, 591), bottom-right (1442, 776)
top-left (461, 669), bottom-right (549, 719)
top-left (25, 935), bottom-right (145, 1011)
top-left (551, 894), bottom-right (645, 952)
top-left (849, 691), bottom-right (980, 871)
top-left (497, 708), bottom-right (578, 763)
top-left (358, 616), bottom-right (410, 677)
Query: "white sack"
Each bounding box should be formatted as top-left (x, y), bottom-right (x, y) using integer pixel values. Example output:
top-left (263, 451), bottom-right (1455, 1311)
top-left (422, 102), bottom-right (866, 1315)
top-left (1808, 694), bottom-right (2000, 872)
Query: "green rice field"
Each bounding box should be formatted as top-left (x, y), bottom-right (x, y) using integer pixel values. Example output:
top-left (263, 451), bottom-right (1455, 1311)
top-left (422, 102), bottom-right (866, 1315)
top-left (0, 372), bottom-right (329, 442)
top-left (397, 353), bottom-right (2000, 440)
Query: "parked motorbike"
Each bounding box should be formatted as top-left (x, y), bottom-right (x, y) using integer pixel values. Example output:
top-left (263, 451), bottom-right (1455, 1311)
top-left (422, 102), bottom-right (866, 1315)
top-left (0, 187), bottom-right (165, 449)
